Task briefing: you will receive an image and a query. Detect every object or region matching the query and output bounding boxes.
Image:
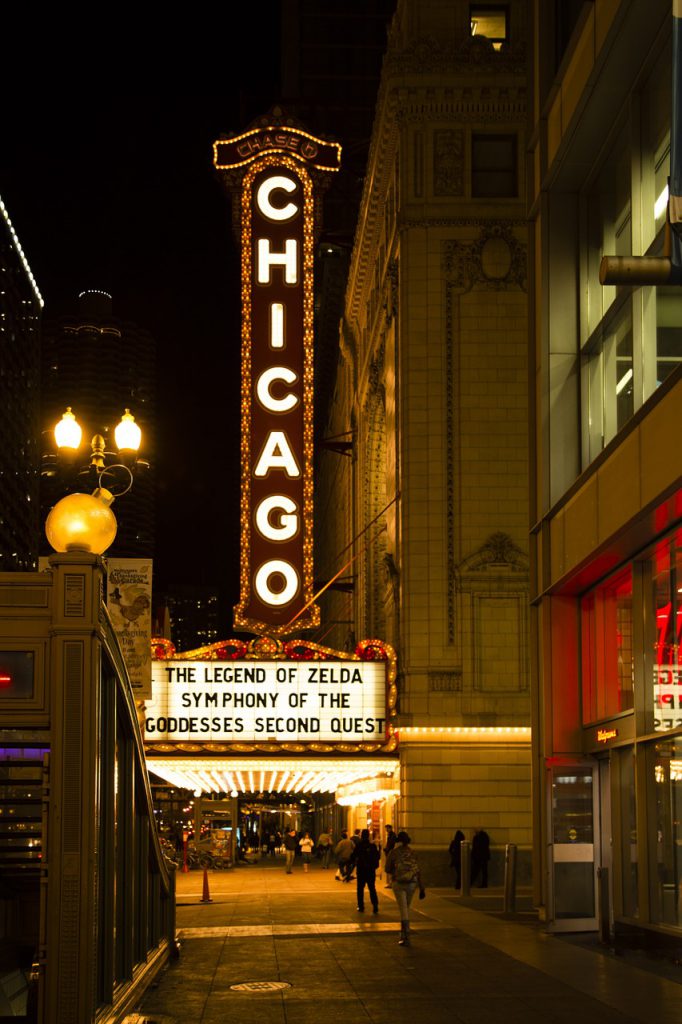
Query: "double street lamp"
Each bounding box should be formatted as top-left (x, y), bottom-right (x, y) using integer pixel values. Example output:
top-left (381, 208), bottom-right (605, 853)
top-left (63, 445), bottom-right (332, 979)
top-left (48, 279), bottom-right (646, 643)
top-left (44, 407), bottom-right (146, 556)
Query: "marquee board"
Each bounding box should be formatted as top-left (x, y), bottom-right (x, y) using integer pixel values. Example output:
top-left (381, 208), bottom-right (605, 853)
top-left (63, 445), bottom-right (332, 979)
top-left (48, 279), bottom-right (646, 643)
top-left (146, 636), bottom-right (397, 754)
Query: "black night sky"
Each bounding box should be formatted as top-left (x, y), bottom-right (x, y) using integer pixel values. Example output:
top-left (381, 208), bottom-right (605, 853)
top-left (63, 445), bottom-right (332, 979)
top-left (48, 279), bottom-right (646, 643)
top-left (1, 18), bottom-right (285, 605)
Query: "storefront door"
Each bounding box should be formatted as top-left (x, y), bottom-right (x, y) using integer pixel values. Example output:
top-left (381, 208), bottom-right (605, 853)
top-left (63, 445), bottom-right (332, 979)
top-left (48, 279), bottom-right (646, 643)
top-left (548, 765), bottom-right (598, 931)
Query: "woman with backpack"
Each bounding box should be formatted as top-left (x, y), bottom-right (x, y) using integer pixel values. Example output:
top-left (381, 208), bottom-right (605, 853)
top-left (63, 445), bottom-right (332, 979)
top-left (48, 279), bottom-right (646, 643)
top-left (384, 830), bottom-right (425, 946)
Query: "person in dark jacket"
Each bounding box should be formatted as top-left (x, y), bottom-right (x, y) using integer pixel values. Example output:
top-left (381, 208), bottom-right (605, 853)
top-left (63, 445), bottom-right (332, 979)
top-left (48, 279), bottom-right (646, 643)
top-left (448, 830), bottom-right (465, 889)
top-left (283, 827), bottom-right (299, 874)
top-left (351, 828), bottom-right (380, 913)
top-left (471, 828), bottom-right (490, 888)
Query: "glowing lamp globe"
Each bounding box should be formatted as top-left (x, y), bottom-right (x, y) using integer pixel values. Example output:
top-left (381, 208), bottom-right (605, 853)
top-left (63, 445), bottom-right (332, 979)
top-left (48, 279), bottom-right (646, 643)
top-left (114, 409), bottom-right (142, 453)
top-left (45, 488), bottom-right (118, 555)
top-left (54, 407), bottom-right (82, 450)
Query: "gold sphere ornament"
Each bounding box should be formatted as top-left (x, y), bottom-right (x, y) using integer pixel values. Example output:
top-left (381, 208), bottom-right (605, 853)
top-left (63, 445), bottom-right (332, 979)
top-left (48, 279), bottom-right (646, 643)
top-left (45, 487), bottom-right (118, 555)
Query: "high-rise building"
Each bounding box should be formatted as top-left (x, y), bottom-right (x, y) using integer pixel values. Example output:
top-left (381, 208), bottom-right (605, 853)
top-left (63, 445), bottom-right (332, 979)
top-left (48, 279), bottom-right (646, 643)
top-left (530, 0), bottom-right (682, 938)
top-left (155, 584), bottom-right (224, 655)
top-left (0, 195), bottom-right (43, 571)
top-left (41, 290), bottom-right (156, 558)
top-left (317, 0), bottom-right (531, 880)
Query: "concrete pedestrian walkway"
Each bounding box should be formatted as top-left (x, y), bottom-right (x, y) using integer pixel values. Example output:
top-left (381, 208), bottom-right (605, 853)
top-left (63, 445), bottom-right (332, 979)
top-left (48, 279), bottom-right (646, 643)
top-left (135, 858), bottom-right (681, 1024)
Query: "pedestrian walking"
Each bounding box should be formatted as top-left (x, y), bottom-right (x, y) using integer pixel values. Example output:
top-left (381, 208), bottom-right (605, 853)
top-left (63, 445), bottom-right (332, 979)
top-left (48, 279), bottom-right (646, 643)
top-left (284, 827), bottom-right (298, 874)
top-left (268, 832), bottom-right (277, 857)
top-left (471, 827), bottom-right (490, 888)
top-left (299, 831), bottom-right (314, 872)
top-left (448, 829), bottom-right (465, 889)
top-left (385, 831), bottom-right (425, 946)
top-left (351, 828), bottom-right (380, 913)
top-left (334, 830), bottom-right (354, 881)
top-left (317, 828), bottom-right (333, 869)
top-left (383, 824), bottom-right (397, 887)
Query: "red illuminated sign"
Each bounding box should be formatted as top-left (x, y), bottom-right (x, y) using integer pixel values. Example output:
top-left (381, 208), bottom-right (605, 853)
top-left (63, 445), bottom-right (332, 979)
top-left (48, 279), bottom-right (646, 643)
top-left (214, 122), bottom-right (340, 636)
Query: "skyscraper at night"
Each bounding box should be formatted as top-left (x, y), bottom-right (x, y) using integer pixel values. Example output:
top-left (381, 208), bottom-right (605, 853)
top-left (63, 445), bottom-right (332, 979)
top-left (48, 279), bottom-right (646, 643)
top-left (0, 195), bottom-right (43, 571)
top-left (41, 290), bottom-right (156, 558)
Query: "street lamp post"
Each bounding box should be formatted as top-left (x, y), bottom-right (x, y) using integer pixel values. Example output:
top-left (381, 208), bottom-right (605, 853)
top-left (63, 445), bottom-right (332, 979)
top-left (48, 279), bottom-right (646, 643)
top-left (43, 407), bottom-right (146, 556)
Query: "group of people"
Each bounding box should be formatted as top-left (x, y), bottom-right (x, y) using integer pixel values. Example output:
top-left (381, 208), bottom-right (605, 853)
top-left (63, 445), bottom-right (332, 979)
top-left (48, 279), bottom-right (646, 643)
top-left (448, 827), bottom-right (491, 888)
top-left (278, 823), bottom-right (427, 946)
top-left (333, 825), bottom-right (425, 945)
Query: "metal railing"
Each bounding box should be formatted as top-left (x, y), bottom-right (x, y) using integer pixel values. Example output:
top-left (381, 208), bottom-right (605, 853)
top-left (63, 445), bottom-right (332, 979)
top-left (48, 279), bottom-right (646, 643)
top-left (0, 554), bottom-right (177, 1024)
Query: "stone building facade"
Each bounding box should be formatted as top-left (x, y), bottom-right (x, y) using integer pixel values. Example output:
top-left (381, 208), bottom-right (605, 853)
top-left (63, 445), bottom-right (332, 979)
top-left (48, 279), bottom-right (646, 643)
top-left (316, 0), bottom-right (532, 880)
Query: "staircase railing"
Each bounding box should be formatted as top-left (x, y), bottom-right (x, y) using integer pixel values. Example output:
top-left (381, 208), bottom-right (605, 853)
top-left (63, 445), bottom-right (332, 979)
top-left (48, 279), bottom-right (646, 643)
top-left (0, 553), bottom-right (177, 1024)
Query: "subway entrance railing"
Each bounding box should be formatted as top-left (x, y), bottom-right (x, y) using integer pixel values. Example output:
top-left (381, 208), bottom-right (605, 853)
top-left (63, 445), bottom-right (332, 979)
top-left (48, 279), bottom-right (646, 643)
top-left (0, 553), bottom-right (177, 1024)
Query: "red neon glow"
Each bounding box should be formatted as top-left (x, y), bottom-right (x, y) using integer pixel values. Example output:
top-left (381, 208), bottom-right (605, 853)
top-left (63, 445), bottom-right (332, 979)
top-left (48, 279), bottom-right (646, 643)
top-left (0, 675), bottom-right (11, 688)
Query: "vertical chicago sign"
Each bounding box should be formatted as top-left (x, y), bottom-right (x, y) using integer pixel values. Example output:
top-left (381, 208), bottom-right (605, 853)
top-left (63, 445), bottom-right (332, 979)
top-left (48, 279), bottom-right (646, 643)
top-left (214, 118), bottom-right (341, 636)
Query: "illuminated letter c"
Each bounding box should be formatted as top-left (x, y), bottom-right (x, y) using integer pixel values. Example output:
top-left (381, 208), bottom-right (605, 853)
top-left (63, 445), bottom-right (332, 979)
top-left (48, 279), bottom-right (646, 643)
top-left (256, 175), bottom-right (299, 222)
top-left (256, 366), bottom-right (299, 413)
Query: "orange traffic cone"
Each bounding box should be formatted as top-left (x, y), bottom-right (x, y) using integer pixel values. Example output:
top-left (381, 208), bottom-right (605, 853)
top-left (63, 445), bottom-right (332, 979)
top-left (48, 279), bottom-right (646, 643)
top-left (200, 867), bottom-right (213, 903)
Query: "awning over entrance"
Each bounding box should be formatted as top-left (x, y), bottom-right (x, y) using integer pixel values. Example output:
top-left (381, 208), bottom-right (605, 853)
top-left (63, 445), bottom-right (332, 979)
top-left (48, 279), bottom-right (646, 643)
top-left (146, 757), bottom-right (399, 796)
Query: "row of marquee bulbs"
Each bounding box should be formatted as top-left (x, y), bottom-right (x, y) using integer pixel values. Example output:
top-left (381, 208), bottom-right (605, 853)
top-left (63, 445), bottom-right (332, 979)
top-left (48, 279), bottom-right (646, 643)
top-left (55, 407), bottom-right (142, 453)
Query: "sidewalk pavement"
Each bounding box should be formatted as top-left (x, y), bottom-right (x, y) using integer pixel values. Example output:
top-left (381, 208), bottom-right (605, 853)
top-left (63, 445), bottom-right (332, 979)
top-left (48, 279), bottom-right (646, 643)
top-left (136, 858), bottom-right (681, 1024)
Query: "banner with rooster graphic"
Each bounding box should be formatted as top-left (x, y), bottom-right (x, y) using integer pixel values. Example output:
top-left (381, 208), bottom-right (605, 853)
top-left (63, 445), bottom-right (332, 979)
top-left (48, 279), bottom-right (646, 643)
top-left (106, 558), bottom-right (153, 698)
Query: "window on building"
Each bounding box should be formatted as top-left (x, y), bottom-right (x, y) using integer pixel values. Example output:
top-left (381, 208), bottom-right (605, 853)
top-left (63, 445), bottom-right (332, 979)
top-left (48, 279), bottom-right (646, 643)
top-left (641, 37), bottom-right (671, 253)
top-left (585, 124), bottom-right (631, 340)
top-left (471, 133), bottom-right (517, 198)
top-left (580, 39), bottom-right (682, 469)
top-left (470, 5), bottom-right (508, 50)
top-left (581, 566), bottom-right (634, 724)
top-left (582, 300), bottom-right (633, 463)
top-left (645, 531), bottom-right (682, 734)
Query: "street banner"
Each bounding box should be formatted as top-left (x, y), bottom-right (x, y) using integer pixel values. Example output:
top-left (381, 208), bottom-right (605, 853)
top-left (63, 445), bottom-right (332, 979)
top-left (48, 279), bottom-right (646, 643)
top-left (106, 558), bottom-right (153, 698)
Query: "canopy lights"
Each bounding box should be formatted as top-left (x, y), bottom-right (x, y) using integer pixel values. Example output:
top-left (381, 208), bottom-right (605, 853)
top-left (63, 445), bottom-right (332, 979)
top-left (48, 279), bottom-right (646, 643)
top-left (145, 757), bottom-right (399, 797)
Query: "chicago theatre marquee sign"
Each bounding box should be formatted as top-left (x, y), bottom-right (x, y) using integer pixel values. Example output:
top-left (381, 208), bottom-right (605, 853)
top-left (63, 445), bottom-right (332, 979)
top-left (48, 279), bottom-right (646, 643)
top-left (146, 114), bottom-right (397, 754)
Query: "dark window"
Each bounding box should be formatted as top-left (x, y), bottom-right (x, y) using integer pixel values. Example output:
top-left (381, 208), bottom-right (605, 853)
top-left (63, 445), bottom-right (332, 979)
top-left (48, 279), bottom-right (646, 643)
top-left (472, 134), bottom-right (518, 198)
top-left (470, 5), bottom-right (508, 50)
top-left (0, 651), bottom-right (34, 699)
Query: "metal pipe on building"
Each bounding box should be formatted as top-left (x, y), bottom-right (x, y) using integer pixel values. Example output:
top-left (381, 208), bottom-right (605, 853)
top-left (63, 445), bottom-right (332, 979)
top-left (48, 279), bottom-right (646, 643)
top-left (599, 255), bottom-right (674, 285)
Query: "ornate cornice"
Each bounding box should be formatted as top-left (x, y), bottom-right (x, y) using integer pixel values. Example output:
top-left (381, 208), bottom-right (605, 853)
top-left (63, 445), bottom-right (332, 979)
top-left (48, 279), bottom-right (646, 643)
top-left (395, 85), bottom-right (526, 124)
top-left (384, 32), bottom-right (526, 77)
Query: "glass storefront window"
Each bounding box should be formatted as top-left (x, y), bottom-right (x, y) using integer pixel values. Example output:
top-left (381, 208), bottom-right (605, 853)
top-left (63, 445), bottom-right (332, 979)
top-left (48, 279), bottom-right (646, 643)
top-left (581, 566), bottom-right (634, 724)
top-left (649, 736), bottom-right (682, 926)
top-left (648, 532), bottom-right (682, 733)
top-left (618, 747), bottom-right (638, 918)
